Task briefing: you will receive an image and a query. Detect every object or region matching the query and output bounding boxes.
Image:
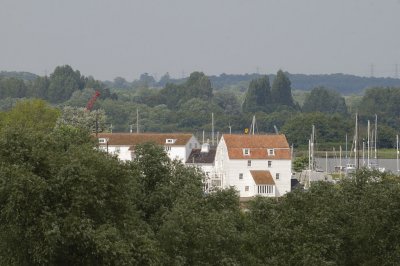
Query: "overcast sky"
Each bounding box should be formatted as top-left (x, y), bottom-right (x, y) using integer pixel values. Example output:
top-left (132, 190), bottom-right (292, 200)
top-left (1, 0), bottom-right (399, 80)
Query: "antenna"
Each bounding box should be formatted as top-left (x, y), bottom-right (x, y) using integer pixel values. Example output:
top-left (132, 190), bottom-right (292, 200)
top-left (228, 123), bottom-right (232, 134)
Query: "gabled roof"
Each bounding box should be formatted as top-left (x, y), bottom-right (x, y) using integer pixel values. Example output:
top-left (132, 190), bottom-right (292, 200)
top-left (250, 170), bottom-right (275, 185)
top-left (222, 134), bottom-right (290, 160)
top-left (96, 133), bottom-right (194, 146)
top-left (186, 148), bottom-right (216, 164)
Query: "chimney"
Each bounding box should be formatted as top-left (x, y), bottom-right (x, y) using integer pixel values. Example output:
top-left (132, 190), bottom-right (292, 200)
top-left (201, 143), bottom-right (210, 153)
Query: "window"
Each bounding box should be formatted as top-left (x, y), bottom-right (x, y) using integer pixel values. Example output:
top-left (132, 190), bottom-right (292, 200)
top-left (195, 143), bottom-right (198, 148)
top-left (239, 173), bottom-right (243, 180)
top-left (268, 149), bottom-right (275, 156)
top-left (268, 161), bottom-right (272, 167)
top-left (99, 138), bottom-right (107, 144)
top-left (247, 160), bottom-right (251, 166)
top-left (257, 185), bottom-right (274, 195)
top-left (245, 186), bottom-right (249, 192)
top-left (276, 173), bottom-right (280, 180)
top-left (114, 147), bottom-right (120, 154)
top-left (243, 148), bottom-right (250, 155)
top-left (165, 146), bottom-right (171, 151)
top-left (189, 143), bottom-right (192, 149)
top-left (166, 139), bottom-right (175, 144)
top-left (130, 152), bottom-right (136, 160)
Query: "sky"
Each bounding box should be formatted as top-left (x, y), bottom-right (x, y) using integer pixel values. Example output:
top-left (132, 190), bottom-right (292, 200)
top-left (0, 0), bottom-right (399, 81)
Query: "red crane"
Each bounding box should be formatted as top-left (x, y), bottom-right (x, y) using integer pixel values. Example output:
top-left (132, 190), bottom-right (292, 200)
top-left (86, 91), bottom-right (101, 111)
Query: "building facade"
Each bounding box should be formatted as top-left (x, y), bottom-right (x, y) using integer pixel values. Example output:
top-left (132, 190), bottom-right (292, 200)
top-left (215, 134), bottom-right (292, 197)
top-left (96, 133), bottom-right (200, 163)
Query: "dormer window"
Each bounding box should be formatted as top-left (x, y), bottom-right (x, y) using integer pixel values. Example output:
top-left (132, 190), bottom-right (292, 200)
top-left (268, 149), bottom-right (275, 156)
top-left (243, 148), bottom-right (250, 155)
top-left (166, 139), bottom-right (176, 144)
top-left (99, 138), bottom-right (107, 144)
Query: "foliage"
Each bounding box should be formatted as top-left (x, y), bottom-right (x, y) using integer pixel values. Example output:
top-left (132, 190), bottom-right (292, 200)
top-left (47, 65), bottom-right (85, 103)
top-left (302, 86), bottom-right (348, 115)
top-left (358, 87), bottom-right (400, 130)
top-left (0, 77), bottom-right (28, 99)
top-left (282, 112), bottom-right (352, 147)
top-left (271, 70), bottom-right (295, 107)
top-left (292, 156), bottom-right (309, 172)
top-left (0, 99), bottom-right (60, 132)
top-left (242, 75), bottom-right (271, 113)
top-left (56, 106), bottom-right (107, 133)
top-left (0, 126), bottom-right (157, 265)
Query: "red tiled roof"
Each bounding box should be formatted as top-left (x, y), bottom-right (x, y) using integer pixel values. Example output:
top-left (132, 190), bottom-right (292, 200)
top-left (222, 134), bottom-right (291, 160)
top-left (96, 133), bottom-right (194, 146)
top-left (250, 170), bottom-right (275, 185)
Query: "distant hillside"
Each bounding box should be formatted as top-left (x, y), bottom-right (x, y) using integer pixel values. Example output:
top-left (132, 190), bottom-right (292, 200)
top-left (0, 71), bottom-right (38, 81)
top-left (207, 73), bottom-right (400, 95)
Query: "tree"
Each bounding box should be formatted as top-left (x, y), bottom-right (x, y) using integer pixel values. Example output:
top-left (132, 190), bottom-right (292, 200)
top-left (47, 65), bottom-right (84, 103)
top-left (213, 91), bottom-right (241, 115)
top-left (185, 72), bottom-right (213, 101)
top-left (0, 124), bottom-right (158, 265)
top-left (302, 87), bottom-right (348, 115)
top-left (0, 99), bottom-right (60, 133)
top-left (28, 76), bottom-right (50, 99)
top-left (242, 75), bottom-right (271, 113)
top-left (158, 72), bottom-right (171, 87)
top-left (113, 76), bottom-right (130, 89)
top-left (271, 70), bottom-right (295, 107)
top-left (56, 106), bottom-right (107, 133)
top-left (0, 77), bottom-right (28, 99)
top-left (131, 142), bottom-right (204, 231)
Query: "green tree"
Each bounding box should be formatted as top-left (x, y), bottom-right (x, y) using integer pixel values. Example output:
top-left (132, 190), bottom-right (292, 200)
top-left (158, 189), bottom-right (246, 265)
top-left (28, 76), bottom-right (50, 99)
top-left (213, 91), bottom-right (241, 115)
top-left (242, 75), bottom-right (271, 113)
top-left (0, 99), bottom-right (60, 132)
top-left (48, 65), bottom-right (84, 103)
top-left (271, 70), bottom-right (295, 107)
top-left (302, 86), bottom-right (348, 115)
top-left (131, 142), bottom-right (204, 232)
top-left (0, 126), bottom-right (159, 265)
top-left (0, 77), bottom-right (28, 99)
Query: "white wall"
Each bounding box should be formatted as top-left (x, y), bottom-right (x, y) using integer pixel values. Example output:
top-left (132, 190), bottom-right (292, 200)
top-left (100, 145), bottom-right (132, 161)
top-left (215, 137), bottom-right (291, 197)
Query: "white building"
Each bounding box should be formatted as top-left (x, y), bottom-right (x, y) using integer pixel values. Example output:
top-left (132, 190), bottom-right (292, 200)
top-left (96, 133), bottom-right (200, 163)
top-left (215, 134), bottom-right (292, 198)
top-left (186, 143), bottom-right (221, 193)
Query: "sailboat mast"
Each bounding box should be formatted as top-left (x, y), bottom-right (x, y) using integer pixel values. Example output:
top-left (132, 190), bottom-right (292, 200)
top-left (311, 125), bottom-right (315, 171)
top-left (397, 134), bottom-right (399, 173)
top-left (251, 115), bottom-right (256, 135)
top-left (339, 145), bottom-right (342, 178)
top-left (367, 120), bottom-right (370, 167)
top-left (356, 113), bottom-right (359, 169)
top-left (136, 108), bottom-right (139, 134)
top-left (374, 114), bottom-right (377, 159)
top-left (212, 113), bottom-right (214, 146)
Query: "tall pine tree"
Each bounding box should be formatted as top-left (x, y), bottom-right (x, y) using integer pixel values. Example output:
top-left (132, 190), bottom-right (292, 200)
top-left (271, 70), bottom-right (295, 107)
top-left (242, 75), bottom-right (271, 113)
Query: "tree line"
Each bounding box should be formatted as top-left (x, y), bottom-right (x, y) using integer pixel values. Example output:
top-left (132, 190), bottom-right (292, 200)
top-left (1, 65), bottom-right (400, 149)
top-left (1, 100), bottom-right (400, 265)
